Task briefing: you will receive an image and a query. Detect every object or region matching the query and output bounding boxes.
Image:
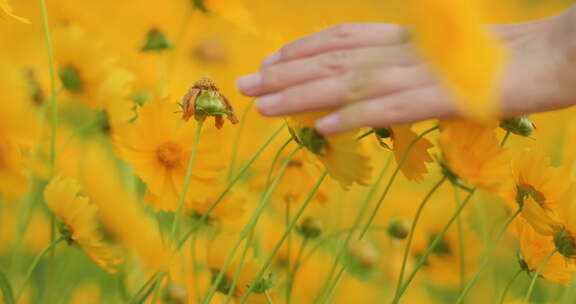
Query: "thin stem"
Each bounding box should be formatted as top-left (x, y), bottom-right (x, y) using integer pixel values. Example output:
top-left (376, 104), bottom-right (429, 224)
top-left (285, 202), bottom-right (292, 301)
top-left (15, 236), bottom-right (64, 301)
top-left (191, 231), bottom-right (201, 303)
top-left (265, 290), bottom-right (274, 304)
top-left (265, 138), bottom-right (293, 188)
top-left (150, 275), bottom-right (164, 304)
top-left (314, 155), bottom-right (394, 303)
top-left (227, 100), bottom-right (255, 181)
top-left (202, 147), bottom-right (301, 304)
top-left (501, 131), bottom-right (511, 148)
top-left (356, 129), bottom-right (374, 140)
top-left (317, 126), bottom-right (438, 303)
top-left (523, 249), bottom-right (558, 303)
top-left (38, 0), bottom-right (59, 282)
top-left (171, 119), bottom-right (204, 240)
top-left (393, 189), bottom-right (476, 303)
top-left (287, 238), bottom-right (309, 304)
top-left (127, 272), bottom-right (160, 304)
top-left (455, 208), bottom-right (522, 304)
top-left (359, 125), bottom-right (439, 238)
top-left (177, 123), bottom-right (285, 250)
top-left (454, 185), bottom-right (466, 294)
top-left (393, 177), bottom-right (447, 301)
top-left (239, 171), bottom-right (328, 304)
top-left (499, 268), bottom-right (523, 304)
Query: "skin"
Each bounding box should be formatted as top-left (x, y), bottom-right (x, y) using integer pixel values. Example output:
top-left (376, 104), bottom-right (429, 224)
top-left (236, 7), bottom-right (576, 135)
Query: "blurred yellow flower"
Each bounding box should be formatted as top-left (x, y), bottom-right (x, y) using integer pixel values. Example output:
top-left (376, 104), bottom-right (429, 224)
top-left (0, 0), bottom-right (29, 23)
top-left (518, 218), bottom-right (576, 285)
top-left (81, 143), bottom-right (170, 271)
top-left (439, 120), bottom-right (511, 193)
top-left (374, 125), bottom-right (434, 181)
top-left (113, 98), bottom-right (223, 211)
top-left (53, 25), bottom-right (134, 110)
top-left (44, 175), bottom-right (121, 273)
top-left (287, 112), bottom-right (371, 189)
top-left (408, 0), bottom-right (505, 117)
top-left (202, 0), bottom-right (259, 34)
top-left (512, 150), bottom-right (570, 235)
top-left (186, 183), bottom-right (246, 222)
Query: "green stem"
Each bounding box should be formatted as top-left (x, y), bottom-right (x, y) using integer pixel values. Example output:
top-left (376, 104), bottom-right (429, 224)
top-left (127, 272), bottom-right (160, 304)
top-left (191, 231), bottom-right (201, 303)
top-left (454, 185), bottom-right (467, 294)
top-left (287, 238), bottom-right (309, 304)
top-left (359, 125), bottom-right (439, 238)
top-left (393, 177), bottom-right (447, 300)
top-left (356, 129), bottom-right (374, 141)
top-left (150, 275), bottom-right (164, 304)
top-left (455, 208), bottom-right (522, 304)
top-left (393, 189), bottom-right (476, 303)
top-left (177, 123), bottom-right (285, 250)
top-left (239, 171), bottom-right (328, 304)
top-left (38, 0), bottom-right (59, 284)
top-left (171, 118), bottom-right (204, 240)
top-left (265, 290), bottom-right (274, 304)
top-left (227, 100), bottom-right (255, 181)
top-left (202, 147), bottom-right (301, 304)
top-left (265, 138), bottom-right (293, 188)
top-left (314, 155), bottom-right (394, 303)
top-left (225, 137), bottom-right (295, 304)
top-left (523, 249), bottom-right (558, 303)
top-left (500, 131), bottom-right (511, 148)
top-left (15, 236), bottom-right (64, 301)
top-left (499, 268), bottom-right (523, 304)
top-left (320, 126), bottom-right (439, 302)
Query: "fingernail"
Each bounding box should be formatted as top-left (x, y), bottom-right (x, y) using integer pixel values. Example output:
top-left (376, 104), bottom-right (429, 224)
top-left (262, 52), bottom-right (281, 66)
top-left (315, 115), bottom-right (341, 135)
top-left (256, 94), bottom-right (283, 115)
top-left (236, 72), bottom-right (262, 95)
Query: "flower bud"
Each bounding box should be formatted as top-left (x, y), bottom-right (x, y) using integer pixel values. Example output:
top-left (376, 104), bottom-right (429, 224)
top-left (163, 282), bottom-right (188, 304)
top-left (141, 28), bottom-right (172, 52)
top-left (500, 116), bottom-right (535, 137)
top-left (554, 229), bottom-right (576, 258)
top-left (387, 219), bottom-right (410, 240)
top-left (59, 65), bottom-right (83, 93)
top-left (250, 273), bottom-right (274, 294)
top-left (25, 69), bottom-right (45, 105)
top-left (346, 240), bottom-right (380, 276)
top-left (297, 216), bottom-right (322, 239)
top-left (180, 77), bottom-right (239, 129)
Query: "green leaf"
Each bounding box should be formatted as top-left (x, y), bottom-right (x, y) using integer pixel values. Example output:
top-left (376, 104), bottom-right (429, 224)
top-left (0, 269), bottom-right (15, 304)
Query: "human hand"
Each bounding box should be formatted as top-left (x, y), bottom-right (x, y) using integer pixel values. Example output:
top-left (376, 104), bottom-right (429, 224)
top-left (236, 9), bottom-right (576, 135)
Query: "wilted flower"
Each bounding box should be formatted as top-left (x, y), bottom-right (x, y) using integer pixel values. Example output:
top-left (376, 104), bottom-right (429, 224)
top-left (180, 77), bottom-right (239, 129)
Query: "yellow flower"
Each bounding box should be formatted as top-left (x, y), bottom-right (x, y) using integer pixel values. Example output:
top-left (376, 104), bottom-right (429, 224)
top-left (511, 150), bottom-right (571, 235)
top-left (44, 176), bottom-right (121, 273)
top-left (80, 142), bottom-right (170, 271)
top-left (0, 0), bottom-right (29, 23)
top-left (408, 0), bottom-right (505, 117)
top-left (374, 125), bottom-right (434, 181)
top-left (287, 112), bottom-right (371, 189)
top-left (113, 98), bottom-right (223, 211)
top-left (53, 24), bottom-right (134, 110)
top-left (439, 120), bottom-right (511, 193)
top-left (518, 218), bottom-right (576, 285)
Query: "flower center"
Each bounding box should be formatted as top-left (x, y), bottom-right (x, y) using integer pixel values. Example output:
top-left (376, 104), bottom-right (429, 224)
top-left (156, 142), bottom-right (182, 168)
top-left (59, 64), bottom-right (84, 93)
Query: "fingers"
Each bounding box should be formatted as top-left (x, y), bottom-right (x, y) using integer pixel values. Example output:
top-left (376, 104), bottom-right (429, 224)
top-left (315, 85), bottom-right (459, 135)
top-left (261, 23), bottom-right (409, 66)
top-left (238, 46), bottom-right (418, 97)
top-left (253, 65), bottom-right (433, 117)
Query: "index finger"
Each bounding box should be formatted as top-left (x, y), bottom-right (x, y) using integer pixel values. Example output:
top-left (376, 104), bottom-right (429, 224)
top-left (262, 23), bottom-right (409, 66)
